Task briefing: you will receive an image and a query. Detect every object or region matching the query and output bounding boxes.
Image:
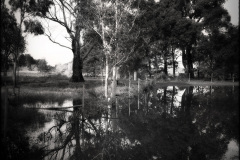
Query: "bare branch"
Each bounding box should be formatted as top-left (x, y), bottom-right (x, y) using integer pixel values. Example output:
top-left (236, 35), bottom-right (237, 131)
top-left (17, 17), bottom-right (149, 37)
top-left (44, 132), bottom-right (74, 157)
top-left (64, 36), bottom-right (72, 42)
top-left (82, 43), bottom-right (96, 61)
top-left (59, 0), bottom-right (69, 26)
top-left (114, 44), bottom-right (135, 66)
top-left (128, 13), bottom-right (138, 33)
top-left (45, 31), bottom-right (72, 50)
top-left (62, 1), bottom-right (76, 17)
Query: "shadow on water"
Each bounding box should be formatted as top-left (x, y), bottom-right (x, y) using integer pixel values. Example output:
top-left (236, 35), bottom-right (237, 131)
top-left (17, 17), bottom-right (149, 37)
top-left (1, 85), bottom-right (239, 160)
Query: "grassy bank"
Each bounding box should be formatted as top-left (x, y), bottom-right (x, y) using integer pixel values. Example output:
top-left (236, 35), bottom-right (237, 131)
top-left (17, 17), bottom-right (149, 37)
top-left (1, 71), bottom-right (238, 109)
top-left (1, 71), bottom-right (238, 98)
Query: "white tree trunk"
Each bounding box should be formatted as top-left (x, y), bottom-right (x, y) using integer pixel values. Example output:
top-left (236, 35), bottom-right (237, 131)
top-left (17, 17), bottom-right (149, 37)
top-left (105, 56), bottom-right (109, 98)
top-left (111, 66), bottom-right (117, 99)
top-left (134, 71), bottom-right (137, 81)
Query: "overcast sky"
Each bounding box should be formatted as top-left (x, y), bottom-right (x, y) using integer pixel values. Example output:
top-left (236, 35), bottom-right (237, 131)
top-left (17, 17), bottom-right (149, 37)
top-left (12, 0), bottom-right (240, 66)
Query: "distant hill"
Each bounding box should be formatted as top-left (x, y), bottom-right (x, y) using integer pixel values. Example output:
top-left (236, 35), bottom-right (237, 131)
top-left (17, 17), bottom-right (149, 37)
top-left (55, 61), bottom-right (73, 77)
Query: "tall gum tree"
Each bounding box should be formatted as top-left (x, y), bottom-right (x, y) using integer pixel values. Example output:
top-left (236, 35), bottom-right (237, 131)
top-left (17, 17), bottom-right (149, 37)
top-left (1, 5), bottom-right (26, 86)
top-left (7, 0), bottom-right (51, 90)
top-left (134, 0), bottom-right (231, 79)
top-left (175, 0), bottom-right (230, 78)
top-left (1, 5), bottom-right (18, 77)
top-left (26, 0), bottom-right (97, 82)
top-left (5, 0), bottom-right (44, 88)
top-left (129, 0), bottom-right (182, 78)
top-left (88, 0), bottom-right (140, 98)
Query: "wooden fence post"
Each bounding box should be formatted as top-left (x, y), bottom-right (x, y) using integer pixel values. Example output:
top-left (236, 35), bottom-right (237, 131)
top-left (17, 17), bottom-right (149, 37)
top-left (82, 83), bottom-right (85, 110)
top-left (128, 81), bottom-right (130, 116)
top-left (138, 78), bottom-right (140, 109)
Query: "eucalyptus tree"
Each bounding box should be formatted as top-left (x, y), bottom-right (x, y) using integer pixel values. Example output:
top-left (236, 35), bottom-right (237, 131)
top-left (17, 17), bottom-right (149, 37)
top-left (173, 0), bottom-right (231, 78)
top-left (126, 0), bottom-right (193, 79)
top-left (146, 0), bottom-right (231, 79)
top-left (199, 8), bottom-right (236, 79)
top-left (1, 4), bottom-right (26, 86)
top-left (195, 24), bottom-right (239, 79)
top-left (118, 45), bottom-right (147, 80)
top-left (184, 0), bottom-right (236, 79)
top-left (124, 0), bottom-right (181, 79)
top-left (83, 44), bottom-right (104, 77)
top-left (5, 0), bottom-right (44, 88)
top-left (193, 34), bottom-right (209, 78)
top-left (16, 0), bottom-right (98, 82)
top-left (87, 0), bottom-right (141, 98)
top-left (1, 5), bottom-right (17, 77)
top-left (221, 25), bottom-right (239, 79)
top-left (123, 0), bottom-right (161, 79)
top-left (133, 0), bottom-right (232, 79)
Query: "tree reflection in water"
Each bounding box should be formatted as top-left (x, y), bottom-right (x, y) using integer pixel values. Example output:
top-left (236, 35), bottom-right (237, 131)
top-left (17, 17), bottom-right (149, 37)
top-left (2, 86), bottom-right (238, 160)
top-left (117, 86), bottom-right (238, 160)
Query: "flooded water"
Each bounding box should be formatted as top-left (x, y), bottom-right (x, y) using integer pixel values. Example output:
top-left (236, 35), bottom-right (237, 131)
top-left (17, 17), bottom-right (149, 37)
top-left (1, 85), bottom-right (239, 160)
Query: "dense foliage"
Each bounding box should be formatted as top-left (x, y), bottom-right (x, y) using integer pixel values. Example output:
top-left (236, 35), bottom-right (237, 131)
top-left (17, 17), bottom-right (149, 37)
top-left (1, 5), bottom-right (25, 76)
top-left (2, 0), bottom-right (239, 83)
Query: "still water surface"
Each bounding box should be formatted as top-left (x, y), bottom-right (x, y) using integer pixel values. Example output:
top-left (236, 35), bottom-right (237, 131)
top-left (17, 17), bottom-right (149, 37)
top-left (1, 86), bottom-right (239, 160)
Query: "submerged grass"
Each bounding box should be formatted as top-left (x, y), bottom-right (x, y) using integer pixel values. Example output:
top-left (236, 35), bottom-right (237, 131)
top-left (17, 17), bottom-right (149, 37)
top-left (7, 89), bottom-right (75, 105)
top-left (3, 76), bottom-right (105, 106)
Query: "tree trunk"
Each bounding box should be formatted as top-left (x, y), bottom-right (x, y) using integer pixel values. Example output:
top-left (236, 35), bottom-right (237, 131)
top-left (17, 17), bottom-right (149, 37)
top-left (145, 47), bottom-right (152, 78)
top-left (71, 53), bottom-right (85, 82)
top-left (71, 38), bottom-right (85, 82)
top-left (3, 60), bottom-right (7, 77)
top-left (186, 45), bottom-right (194, 78)
top-left (2, 87), bottom-right (8, 139)
top-left (72, 99), bottom-right (85, 159)
top-left (3, 50), bottom-right (9, 77)
top-left (170, 86), bottom-right (175, 115)
top-left (93, 63), bottom-right (96, 77)
top-left (163, 87), bottom-right (167, 117)
top-left (182, 47), bottom-right (187, 70)
top-left (111, 0), bottom-right (118, 100)
top-left (105, 56), bottom-right (109, 98)
top-left (148, 59), bottom-right (152, 78)
top-left (111, 66), bottom-right (117, 99)
top-left (154, 54), bottom-right (159, 70)
top-left (181, 86), bottom-right (193, 113)
top-left (163, 51), bottom-right (168, 76)
top-left (197, 61), bottom-right (200, 79)
top-left (12, 61), bottom-right (17, 87)
top-left (134, 71), bottom-right (137, 81)
top-left (172, 46), bottom-right (175, 78)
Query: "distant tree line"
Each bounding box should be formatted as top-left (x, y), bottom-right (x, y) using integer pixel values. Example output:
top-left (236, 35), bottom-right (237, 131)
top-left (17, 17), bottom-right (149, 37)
top-left (1, 51), bottom-right (54, 75)
top-left (18, 54), bottom-right (37, 70)
top-left (18, 54), bottom-right (54, 73)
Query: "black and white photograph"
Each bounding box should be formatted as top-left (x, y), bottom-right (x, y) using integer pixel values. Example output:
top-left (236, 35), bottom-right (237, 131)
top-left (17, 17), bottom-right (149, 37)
top-left (1, 0), bottom-right (239, 159)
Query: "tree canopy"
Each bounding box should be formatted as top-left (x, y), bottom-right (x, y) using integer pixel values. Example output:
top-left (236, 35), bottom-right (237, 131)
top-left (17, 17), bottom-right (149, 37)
top-left (3, 0), bottom-right (238, 84)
